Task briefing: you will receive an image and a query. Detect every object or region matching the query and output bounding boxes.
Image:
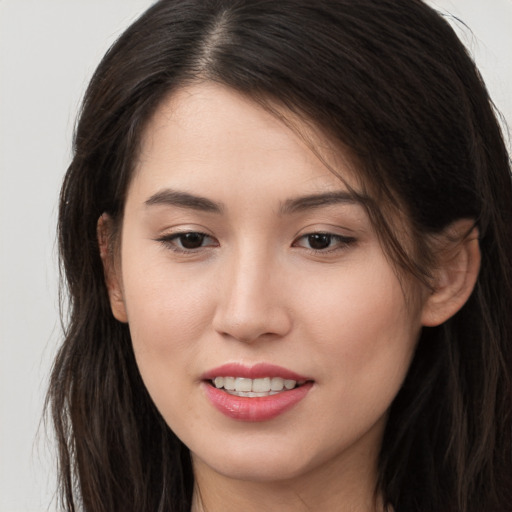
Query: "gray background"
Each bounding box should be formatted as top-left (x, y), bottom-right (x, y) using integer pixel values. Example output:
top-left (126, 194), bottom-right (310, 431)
top-left (1, 1), bottom-right (511, 510)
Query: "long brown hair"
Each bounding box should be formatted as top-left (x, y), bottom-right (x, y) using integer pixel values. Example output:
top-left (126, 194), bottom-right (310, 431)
top-left (48, 1), bottom-right (512, 510)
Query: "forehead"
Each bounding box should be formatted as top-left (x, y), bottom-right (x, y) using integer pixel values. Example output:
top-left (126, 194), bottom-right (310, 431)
top-left (131, 82), bottom-right (363, 201)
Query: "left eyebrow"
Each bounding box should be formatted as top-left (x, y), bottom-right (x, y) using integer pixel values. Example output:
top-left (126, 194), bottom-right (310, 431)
top-left (280, 191), bottom-right (366, 215)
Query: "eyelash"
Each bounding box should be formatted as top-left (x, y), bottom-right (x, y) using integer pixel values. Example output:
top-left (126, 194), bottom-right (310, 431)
top-left (156, 232), bottom-right (218, 253)
top-left (293, 232), bottom-right (356, 253)
top-left (156, 231), bottom-right (356, 255)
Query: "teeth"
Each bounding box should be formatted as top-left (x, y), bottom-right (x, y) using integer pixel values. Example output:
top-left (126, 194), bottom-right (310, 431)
top-left (235, 377), bottom-right (252, 392)
top-left (252, 377), bottom-right (271, 392)
top-left (211, 376), bottom-right (300, 394)
top-left (270, 377), bottom-right (284, 391)
top-left (284, 379), bottom-right (296, 390)
top-left (224, 376), bottom-right (235, 390)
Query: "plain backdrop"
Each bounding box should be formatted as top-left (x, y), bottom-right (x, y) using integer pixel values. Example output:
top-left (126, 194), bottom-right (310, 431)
top-left (0, 1), bottom-right (511, 510)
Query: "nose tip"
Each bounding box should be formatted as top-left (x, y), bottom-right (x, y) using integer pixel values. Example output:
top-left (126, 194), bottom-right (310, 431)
top-left (214, 308), bottom-right (292, 344)
top-left (212, 263), bottom-right (293, 344)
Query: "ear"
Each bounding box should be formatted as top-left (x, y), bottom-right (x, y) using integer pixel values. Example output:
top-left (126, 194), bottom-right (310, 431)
top-left (97, 214), bottom-right (128, 323)
top-left (421, 219), bottom-right (480, 327)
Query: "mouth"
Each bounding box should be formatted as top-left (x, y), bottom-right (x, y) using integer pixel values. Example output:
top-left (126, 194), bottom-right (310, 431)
top-left (202, 363), bottom-right (313, 420)
top-left (209, 376), bottom-right (308, 397)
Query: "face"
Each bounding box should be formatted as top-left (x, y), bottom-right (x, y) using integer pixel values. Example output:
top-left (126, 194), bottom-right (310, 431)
top-left (108, 83), bottom-right (428, 488)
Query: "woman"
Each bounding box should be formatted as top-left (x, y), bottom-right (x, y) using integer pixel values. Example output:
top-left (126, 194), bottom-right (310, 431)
top-left (48, 0), bottom-right (512, 511)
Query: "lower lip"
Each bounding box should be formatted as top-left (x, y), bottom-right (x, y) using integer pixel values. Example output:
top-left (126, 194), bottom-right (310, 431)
top-left (203, 382), bottom-right (313, 422)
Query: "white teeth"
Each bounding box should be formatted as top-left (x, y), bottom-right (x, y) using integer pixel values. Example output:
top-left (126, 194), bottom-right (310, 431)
top-left (235, 377), bottom-right (252, 392)
top-left (270, 377), bottom-right (284, 391)
top-left (252, 377), bottom-right (271, 392)
top-left (224, 376), bottom-right (236, 390)
top-left (284, 379), bottom-right (296, 390)
top-left (211, 376), bottom-right (299, 394)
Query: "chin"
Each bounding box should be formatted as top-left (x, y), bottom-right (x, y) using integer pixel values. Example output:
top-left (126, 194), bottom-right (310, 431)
top-left (197, 455), bottom-right (313, 483)
top-left (190, 433), bottom-right (329, 484)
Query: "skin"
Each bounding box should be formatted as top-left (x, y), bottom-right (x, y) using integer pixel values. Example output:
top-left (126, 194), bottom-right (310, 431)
top-left (101, 82), bottom-right (480, 512)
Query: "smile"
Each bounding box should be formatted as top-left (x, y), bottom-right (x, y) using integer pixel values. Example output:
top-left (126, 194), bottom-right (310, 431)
top-left (211, 376), bottom-right (306, 397)
top-left (202, 364), bottom-right (313, 421)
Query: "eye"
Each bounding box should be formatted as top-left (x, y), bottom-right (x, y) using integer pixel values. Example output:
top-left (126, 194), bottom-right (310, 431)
top-left (293, 232), bottom-right (356, 252)
top-left (175, 232), bottom-right (209, 249)
top-left (157, 231), bottom-right (218, 252)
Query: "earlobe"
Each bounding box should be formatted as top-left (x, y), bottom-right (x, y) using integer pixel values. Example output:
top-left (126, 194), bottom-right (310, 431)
top-left (421, 220), bottom-right (480, 327)
top-left (97, 214), bottom-right (128, 323)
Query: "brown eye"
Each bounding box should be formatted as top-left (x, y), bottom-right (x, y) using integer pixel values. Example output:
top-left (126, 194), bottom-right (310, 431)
top-left (157, 231), bottom-right (218, 253)
top-left (307, 233), bottom-right (332, 250)
top-left (178, 232), bottom-right (206, 249)
top-left (293, 232), bottom-right (356, 253)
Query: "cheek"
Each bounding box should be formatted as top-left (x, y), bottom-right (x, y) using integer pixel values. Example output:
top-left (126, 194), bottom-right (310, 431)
top-left (119, 250), bottom-right (218, 403)
top-left (290, 265), bottom-right (421, 452)
top-left (122, 253), bottom-right (215, 344)
top-left (296, 260), bottom-right (421, 384)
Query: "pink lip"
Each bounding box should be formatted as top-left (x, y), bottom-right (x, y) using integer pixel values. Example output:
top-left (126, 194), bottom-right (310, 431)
top-left (201, 362), bottom-right (309, 381)
top-left (201, 363), bottom-right (313, 422)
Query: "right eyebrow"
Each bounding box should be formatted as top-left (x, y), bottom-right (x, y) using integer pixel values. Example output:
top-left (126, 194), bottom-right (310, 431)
top-left (144, 188), bottom-right (224, 213)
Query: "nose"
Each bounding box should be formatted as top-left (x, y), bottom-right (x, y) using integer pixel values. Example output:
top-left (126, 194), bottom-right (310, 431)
top-left (212, 247), bottom-right (293, 344)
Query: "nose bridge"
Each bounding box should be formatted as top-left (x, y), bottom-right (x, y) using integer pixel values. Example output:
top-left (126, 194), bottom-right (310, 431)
top-left (213, 239), bottom-right (291, 342)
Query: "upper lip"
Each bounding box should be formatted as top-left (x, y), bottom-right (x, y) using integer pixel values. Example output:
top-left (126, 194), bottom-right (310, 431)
top-left (201, 362), bottom-right (310, 381)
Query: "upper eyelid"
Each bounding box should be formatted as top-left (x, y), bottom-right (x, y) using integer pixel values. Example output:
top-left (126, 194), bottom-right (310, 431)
top-left (291, 231), bottom-right (358, 252)
top-left (158, 231), bottom-right (216, 242)
top-left (155, 232), bottom-right (219, 254)
top-left (292, 224), bottom-right (358, 240)
top-left (296, 229), bottom-right (355, 237)
top-left (156, 225), bottom-right (215, 237)
top-left (293, 232), bottom-right (356, 244)
top-left (154, 227), bottom-right (358, 246)
top-left (155, 229), bottom-right (356, 239)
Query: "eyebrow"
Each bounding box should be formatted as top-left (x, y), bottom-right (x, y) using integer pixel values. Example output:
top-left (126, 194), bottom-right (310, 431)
top-left (144, 188), bottom-right (366, 215)
top-left (279, 191), bottom-right (365, 215)
top-left (145, 189), bottom-right (224, 213)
